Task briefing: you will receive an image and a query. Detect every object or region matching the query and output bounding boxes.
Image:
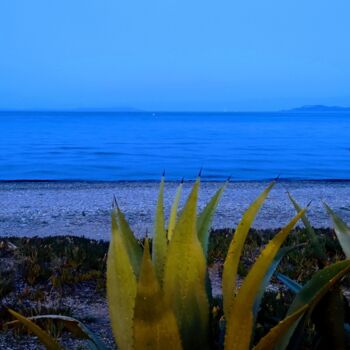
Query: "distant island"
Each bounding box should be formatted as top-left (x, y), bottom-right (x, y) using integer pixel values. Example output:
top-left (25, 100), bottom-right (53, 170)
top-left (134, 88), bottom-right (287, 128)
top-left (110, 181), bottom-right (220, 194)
top-left (285, 105), bottom-right (350, 112)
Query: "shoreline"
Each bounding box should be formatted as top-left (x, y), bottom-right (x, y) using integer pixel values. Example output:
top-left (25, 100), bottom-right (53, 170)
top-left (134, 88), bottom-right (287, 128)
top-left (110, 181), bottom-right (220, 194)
top-left (0, 180), bottom-right (349, 239)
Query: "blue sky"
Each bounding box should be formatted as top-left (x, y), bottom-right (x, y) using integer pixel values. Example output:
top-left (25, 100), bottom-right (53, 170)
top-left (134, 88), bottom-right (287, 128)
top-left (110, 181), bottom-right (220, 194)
top-left (1, 0), bottom-right (350, 111)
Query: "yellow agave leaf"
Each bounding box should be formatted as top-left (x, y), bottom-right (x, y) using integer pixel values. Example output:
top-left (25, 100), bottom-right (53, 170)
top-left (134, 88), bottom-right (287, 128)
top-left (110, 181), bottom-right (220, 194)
top-left (197, 181), bottom-right (227, 256)
top-left (222, 181), bottom-right (275, 317)
top-left (224, 209), bottom-right (306, 350)
top-left (163, 179), bottom-right (210, 350)
top-left (167, 180), bottom-right (183, 241)
top-left (107, 213), bottom-right (137, 350)
top-left (324, 202), bottom-right (350, 258)
top-left (253, 305), bottom-right (308, 350)
top-left (115, 206), bottom-right (142, 277)
top-left (152, 176), bottom-right (167, 283)
top-left (8, 309), bottom-right (63, 350)
top-left (8, 314), bottom-right (108, 350)
top-left (134, 240), bottom-right (182, 350)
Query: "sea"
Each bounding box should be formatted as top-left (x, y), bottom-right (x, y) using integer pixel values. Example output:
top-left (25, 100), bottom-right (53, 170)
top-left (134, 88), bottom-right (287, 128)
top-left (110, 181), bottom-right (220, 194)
top-left (1, 111), bottom-right (350, 181)
top-left (1, 111), bottom-right (350, 237)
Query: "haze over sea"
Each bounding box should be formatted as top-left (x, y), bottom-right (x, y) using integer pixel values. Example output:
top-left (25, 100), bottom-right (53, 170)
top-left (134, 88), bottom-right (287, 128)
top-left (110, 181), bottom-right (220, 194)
top-left (1, 111), bottom-right (350, 181)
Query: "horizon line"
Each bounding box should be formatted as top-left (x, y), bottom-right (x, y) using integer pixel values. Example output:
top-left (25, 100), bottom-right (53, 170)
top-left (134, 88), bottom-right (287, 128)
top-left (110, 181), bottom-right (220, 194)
top-left (1, 105), bottom-right (350, 114)
top-left (1, 178), bottom-right (350, 183)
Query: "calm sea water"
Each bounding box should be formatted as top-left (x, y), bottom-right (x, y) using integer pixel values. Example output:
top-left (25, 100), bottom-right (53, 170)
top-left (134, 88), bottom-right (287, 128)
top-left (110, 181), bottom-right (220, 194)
top-left (0, 111), bottom-right (350, 181)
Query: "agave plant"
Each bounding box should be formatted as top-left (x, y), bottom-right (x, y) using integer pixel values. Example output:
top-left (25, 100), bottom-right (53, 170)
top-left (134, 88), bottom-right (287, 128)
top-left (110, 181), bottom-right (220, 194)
top-left (98, 178), bottom-right (350, 349)
top-left (274, 195), bottom-right (350, 349)
top-left (7, 178), bottom-right (350, 349)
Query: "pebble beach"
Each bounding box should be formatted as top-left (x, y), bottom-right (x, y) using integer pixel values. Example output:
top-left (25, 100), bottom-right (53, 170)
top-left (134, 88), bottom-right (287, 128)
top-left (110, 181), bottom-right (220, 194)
top-left (1, 180), bottom-right (350, 239)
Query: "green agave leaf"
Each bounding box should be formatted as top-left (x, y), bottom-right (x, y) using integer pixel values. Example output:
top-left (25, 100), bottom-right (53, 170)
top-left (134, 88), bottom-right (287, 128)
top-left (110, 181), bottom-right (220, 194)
top-left (134, 240), bottom-right (182, 350)
top-left (275, 273), bottom-right (302, 293)
top-left (8, 314), bottom-right (108, 350)
top-left (163, 179), bottom-right (210, 350)
top-left (167, 180), bottom-right (183, 241)
top-left (222, 181), bottom-right (275, 317)
top-left (311, 287), bottom-right (346, 349)
top-left (282, 312), bottom-right (308, 350)
top-left (197, 181), bottom-right (227, 256)
top-left (115, 206), bottom-right (142, 278)
top-left (277, 259), bottom-right (350, 350)
top-left (8, 309), bottom-right (63, 350)
top-left (225, 209), bottom-right (306, 350)
top-left (152, 176), bottom-right (167, 283)
top-left (253, 305), bottom-right (308, 350)
top-left (324, 202), bottom-right (350, 258)
top-left (253, 245), bottom-right (300, 321)
top-left (107, 212), bottom-right (137, 350)
top-left (287, 192), bottom-right (326, 260)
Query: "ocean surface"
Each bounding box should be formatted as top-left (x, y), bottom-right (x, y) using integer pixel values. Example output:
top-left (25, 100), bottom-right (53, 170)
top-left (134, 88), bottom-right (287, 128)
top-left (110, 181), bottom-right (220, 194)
top-left (1, 111), bottom-right (350, 181)
top-left (1, 112), bottom-right (350, 237)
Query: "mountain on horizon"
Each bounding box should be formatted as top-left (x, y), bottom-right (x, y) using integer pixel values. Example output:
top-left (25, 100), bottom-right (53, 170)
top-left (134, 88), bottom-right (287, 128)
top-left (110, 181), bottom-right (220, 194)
top-left (286, 105), bottom-right (350, 112)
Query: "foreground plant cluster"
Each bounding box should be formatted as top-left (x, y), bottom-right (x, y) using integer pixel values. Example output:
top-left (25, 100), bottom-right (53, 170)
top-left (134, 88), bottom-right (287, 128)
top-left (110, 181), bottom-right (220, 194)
top-left (2, 178), bottom-right (350, 349)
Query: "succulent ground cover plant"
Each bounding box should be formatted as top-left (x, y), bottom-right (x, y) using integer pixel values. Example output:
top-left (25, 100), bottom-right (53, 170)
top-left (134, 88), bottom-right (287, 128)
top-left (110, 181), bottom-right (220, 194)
top-left (5, 178), bottom-right (350, 349)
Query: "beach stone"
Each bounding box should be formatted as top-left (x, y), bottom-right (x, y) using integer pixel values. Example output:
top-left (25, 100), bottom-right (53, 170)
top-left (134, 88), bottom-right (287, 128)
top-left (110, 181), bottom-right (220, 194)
top-left (0, 181), bottom-right (349, 239)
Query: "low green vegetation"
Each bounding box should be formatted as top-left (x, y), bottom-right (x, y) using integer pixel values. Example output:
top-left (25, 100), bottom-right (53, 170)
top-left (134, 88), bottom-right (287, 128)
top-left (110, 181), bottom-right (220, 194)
top-left (1, 235), bottom-right (108, 289)
top-left (0, 236), bottom-right (108, 332)
top-left (2, 178), bottom-right (350, 349)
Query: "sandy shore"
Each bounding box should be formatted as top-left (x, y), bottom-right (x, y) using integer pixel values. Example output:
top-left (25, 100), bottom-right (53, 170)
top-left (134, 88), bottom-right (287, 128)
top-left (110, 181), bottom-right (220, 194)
top-left (0, 180), bottom-right (350, 239)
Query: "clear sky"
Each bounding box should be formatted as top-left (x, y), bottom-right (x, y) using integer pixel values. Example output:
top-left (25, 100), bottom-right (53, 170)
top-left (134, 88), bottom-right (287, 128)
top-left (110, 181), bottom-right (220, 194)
top-left (1, 0), bottom-right (350, 111)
